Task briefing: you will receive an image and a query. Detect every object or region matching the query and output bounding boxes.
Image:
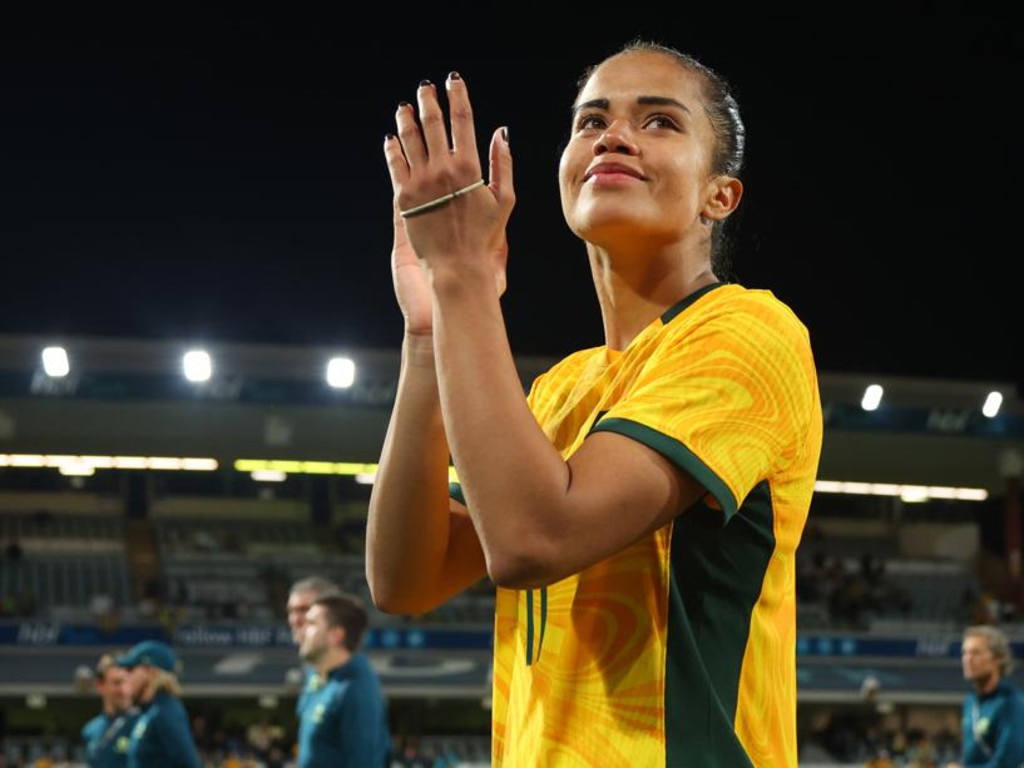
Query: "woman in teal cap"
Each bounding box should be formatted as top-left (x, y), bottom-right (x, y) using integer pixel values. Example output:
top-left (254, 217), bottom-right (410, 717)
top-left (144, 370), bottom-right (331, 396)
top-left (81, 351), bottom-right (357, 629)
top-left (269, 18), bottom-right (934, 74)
top-left (116, 640), bottom-right (202, 768)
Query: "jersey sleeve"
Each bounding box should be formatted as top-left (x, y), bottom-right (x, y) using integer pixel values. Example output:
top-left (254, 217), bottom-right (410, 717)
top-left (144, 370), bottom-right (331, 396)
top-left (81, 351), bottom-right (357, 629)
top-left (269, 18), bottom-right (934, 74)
top-left (593, 291), bottom-right (819, 520)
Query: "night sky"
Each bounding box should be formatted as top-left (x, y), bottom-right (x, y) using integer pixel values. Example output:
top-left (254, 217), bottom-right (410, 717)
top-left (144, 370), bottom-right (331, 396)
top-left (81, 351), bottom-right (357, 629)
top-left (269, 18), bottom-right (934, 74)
top-left (2, 14), bottom-right (1019, 389)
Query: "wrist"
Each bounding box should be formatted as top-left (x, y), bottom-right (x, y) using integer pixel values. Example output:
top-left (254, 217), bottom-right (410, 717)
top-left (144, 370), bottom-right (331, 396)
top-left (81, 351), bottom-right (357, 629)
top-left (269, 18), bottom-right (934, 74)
top-left (402, 332), bottom-right (436, 368)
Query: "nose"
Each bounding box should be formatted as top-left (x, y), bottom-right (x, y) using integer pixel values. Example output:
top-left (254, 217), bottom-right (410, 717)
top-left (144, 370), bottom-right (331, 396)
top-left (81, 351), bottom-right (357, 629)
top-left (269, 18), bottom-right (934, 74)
top-left (593, 119), bottom-right (638, 156)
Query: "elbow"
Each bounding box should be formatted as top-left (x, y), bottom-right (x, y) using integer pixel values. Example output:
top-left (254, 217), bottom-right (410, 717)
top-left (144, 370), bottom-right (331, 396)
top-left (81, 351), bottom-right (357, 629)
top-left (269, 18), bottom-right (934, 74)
top-left (365, 579), bottom-right (397, 615)
top-left (364, 564), bottom-right (405, 615)
top-left (366, 579), bottom-right (425, 617)
top-left (484, 536), bottom-right (563, 589)
top-left (365, 563), bottom-right (441, 617)
top-left (365, 569), bottom-right (410, 616)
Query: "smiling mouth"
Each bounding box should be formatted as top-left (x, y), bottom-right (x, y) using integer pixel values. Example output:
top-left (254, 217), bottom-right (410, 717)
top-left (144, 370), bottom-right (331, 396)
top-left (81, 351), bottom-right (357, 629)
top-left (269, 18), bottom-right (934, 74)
top-left (584, 166), bottom-right (645, 183)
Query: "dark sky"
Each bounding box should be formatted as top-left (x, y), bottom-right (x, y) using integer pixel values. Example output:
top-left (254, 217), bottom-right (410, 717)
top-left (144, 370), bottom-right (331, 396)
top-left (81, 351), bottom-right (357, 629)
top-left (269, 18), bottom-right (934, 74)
top-left (2, 15), bottom-right (1019, 390)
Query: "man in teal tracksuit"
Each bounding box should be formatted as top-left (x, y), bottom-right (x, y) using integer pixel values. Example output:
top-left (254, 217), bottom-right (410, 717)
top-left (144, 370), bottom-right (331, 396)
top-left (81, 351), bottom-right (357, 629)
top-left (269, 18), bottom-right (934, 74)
top-left (951, 625), bottom-right (1024, 768)
top-left (295, 591), bottom-right (392, 768)
top-left (81, 651), bottom-right (138, 768)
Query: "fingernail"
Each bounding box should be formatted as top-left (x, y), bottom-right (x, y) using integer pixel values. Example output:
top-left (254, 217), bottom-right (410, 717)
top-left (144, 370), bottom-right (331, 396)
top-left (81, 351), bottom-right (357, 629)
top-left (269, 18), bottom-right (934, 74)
top-left (384, 133), bottom-right (396, 142)
top-left (500, 126), bottom-right (509, 144)
top-left (418, 79), bottom-right (433, 88)
top-left (447, 71), bottom-right (461, 82)
top-left (397, 101), bottom-right (410, 111)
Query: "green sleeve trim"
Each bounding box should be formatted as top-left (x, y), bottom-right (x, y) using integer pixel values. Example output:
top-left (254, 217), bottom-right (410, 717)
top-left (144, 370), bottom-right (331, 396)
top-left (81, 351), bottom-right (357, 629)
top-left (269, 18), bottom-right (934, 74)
top-left (660, 282), bottom-right (725, 324)
top-left (592, 417), bottom-right (738, 519)
top-left (449, 481), bottom-right (465, 506)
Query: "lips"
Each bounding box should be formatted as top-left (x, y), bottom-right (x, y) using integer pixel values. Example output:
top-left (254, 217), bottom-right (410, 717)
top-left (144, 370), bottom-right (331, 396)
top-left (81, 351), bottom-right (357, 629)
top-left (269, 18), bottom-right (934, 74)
top-left (583, 162), bottom-right (645, 182)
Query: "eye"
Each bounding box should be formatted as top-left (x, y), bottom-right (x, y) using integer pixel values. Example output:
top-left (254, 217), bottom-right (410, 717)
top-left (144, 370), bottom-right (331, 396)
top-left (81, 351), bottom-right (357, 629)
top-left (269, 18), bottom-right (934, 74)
top-left (642, 114), bottom-right (680, 131)
top-left (574, 113), bottom-right (607, 132)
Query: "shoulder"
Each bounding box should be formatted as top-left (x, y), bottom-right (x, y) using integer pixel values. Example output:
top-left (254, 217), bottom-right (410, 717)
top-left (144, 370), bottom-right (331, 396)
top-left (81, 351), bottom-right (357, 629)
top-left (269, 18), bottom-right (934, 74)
top-left (526, 345), bottom-right (605, 399)
top-left (333, 654), bottom-right (377, 684)
top-left (686, 283), bottom-right (810, 336)
top-left (153, 693), bottom-right (188, 720)
top-left (82, 714), bottom-right (104, 737)
top-left (539, 346), bottom-right (605, 378)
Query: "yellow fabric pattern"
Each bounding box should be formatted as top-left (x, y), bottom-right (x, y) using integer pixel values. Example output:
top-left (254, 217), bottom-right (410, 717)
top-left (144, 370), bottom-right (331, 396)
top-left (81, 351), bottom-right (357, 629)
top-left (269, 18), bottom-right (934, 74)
top-left (489, 284), bottom-right (822, 767)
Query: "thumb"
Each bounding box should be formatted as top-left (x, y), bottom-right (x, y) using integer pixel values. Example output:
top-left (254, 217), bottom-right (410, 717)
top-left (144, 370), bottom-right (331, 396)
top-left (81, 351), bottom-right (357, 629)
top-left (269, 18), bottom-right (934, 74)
top-left (487, 126), bottom-right (515, 216)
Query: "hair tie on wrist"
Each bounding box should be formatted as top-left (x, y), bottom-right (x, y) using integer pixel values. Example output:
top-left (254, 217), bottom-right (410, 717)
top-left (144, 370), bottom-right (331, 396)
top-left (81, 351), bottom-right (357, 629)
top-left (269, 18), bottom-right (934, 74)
top-left (399, 179), bottom-right (485, 219)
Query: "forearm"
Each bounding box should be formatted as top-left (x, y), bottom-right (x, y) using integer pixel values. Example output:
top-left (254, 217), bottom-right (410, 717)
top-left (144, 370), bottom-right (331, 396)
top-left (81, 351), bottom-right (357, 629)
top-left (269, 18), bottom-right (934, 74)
top-left (431, 268), bottom-right (573, 585)
top-left (366, 333), bottom-right (475, 614)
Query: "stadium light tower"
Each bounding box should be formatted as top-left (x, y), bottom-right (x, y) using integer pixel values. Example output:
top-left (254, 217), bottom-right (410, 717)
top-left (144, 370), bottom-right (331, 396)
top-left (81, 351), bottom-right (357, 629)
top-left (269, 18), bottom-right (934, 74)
top-left (326, 356), bottom-right (355, 389)
top-left (182, 349), bottom-right (213, 382)
top-left (41, 346), bottom-right (70, 378)
top-left (983, 390), bottom-right (1003, 418)
top-left (860, 383), bottom-right (883, 411)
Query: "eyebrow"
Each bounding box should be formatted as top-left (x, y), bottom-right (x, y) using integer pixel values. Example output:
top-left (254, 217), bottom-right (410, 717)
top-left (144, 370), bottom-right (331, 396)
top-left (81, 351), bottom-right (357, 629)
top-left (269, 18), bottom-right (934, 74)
top-left (572, 96), bottom-right (692, 116)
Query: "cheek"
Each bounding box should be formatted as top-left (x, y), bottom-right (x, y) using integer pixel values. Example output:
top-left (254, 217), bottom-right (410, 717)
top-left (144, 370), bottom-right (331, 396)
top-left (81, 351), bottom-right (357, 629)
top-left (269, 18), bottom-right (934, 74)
top-left (558, 141), bottom-right (587, 190)
top-left (557, 152), bottom-right (584, 226)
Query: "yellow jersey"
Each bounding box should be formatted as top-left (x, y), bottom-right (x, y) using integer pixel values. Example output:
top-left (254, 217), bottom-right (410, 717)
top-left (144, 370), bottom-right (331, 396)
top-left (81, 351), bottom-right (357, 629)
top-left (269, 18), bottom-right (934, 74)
top-left (483, 283), bottom-right (822, 767)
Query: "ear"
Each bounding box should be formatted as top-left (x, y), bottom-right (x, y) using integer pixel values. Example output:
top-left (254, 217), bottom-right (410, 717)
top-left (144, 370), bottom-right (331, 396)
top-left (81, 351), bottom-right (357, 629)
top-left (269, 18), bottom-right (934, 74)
top-left (331, 624), bottom-right (347, 647)
top-left (700, 175), bottom-right (743, 223)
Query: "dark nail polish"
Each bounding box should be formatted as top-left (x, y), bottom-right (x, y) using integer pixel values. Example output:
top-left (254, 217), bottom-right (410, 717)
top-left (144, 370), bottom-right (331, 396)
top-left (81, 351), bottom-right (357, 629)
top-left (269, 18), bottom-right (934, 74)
top-left (419, 79), bottom-right (432, 88)
top-left (501, 126), bottom-right (509, 144)
top-left (448, 71), bottom-right (461, 81)
top-left (397, 101), bottom-right (410, 110)
top-left (385, 133), bottom-right (396, 142)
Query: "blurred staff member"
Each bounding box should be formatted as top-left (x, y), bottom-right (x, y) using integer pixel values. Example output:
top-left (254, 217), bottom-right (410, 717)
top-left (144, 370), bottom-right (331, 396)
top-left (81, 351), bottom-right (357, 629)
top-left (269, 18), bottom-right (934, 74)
top-left (115, 640), bottom-right (202, 768)
top-left (296, 592), bottom-right (392, 768)
top-left (287, 575), bottom-right (343, 719)
top-left (81, 651), bottom-right (137, 768)
top-left (949, 624), bottom-right (1024, 768)
top-left (288, 576), bottom-right (344, 645)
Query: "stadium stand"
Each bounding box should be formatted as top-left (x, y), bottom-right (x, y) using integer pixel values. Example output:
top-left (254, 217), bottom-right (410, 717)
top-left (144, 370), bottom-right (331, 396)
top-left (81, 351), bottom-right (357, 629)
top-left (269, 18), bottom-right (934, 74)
top-left (2, 333), bottom-right (1024, 766)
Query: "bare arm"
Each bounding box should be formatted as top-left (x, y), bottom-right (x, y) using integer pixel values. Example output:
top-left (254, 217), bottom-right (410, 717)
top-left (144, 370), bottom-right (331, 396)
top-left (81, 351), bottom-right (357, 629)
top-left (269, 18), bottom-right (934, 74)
top-left (364, 198), bottom-right (487, 615)
top-left (388, 75), bottom-right (706, 589)
top-left (431, 269), bottom-right (702, 586)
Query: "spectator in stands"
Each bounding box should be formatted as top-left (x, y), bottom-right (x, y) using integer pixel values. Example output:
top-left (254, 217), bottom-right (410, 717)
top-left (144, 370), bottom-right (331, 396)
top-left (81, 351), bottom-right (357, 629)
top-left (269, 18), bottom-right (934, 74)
top-left (295, 592), bottom-right (391, 768)
top-left (4, 536), bottom-right (23, 564)
top-left (115, 639), bottom-right (202, 768)
top-left (367, 38), bottom-right (821, 767)
top-left (81, 651), bottom-right (137, 768)
top-left (286, 575), bottom-right (343, 720)
top-left (948, 624), bottom-right (1024, 768)
top-left (865, 748), bottom-right (895, 768)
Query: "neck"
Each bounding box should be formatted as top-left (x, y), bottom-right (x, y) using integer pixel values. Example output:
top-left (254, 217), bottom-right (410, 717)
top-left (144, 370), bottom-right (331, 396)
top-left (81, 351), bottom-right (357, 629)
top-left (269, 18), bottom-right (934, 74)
top-left (316, 647), bottom-right (353, 679)
top-left (975, 673), bottom-right (1000, 696)
top-left (591, 261), bottom-right (718, 350)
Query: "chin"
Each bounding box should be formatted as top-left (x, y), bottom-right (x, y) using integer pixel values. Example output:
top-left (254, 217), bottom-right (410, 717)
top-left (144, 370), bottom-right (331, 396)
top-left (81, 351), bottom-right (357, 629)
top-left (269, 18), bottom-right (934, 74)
top-left (572, 201), bottom-right (658, 238)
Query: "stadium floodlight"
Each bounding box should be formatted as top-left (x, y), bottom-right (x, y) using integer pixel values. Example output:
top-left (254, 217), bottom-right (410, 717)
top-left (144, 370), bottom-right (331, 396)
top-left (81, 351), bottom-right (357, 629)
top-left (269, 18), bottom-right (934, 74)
top-left (182, 349), bottom-right (213, 382)
top-left (251, 469), bottom-right (287, 482)
top-left (326, 356), bottom-right (355, 389)
top-left (41, 346), bottom-right (70, 378)
top-left (814, 479), bottom-right (988, 502)
top-left (860, 383), bottom-right (883, 412)
top-left (982, 391), bottom-right (1003, 418)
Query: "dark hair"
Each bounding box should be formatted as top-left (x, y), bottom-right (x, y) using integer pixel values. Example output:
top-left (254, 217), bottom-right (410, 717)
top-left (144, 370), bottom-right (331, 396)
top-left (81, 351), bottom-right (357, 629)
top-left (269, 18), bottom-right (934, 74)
top-left (575, 38), bottom-right (746, 278)
top-left (314, 593), bottom-right (369, 652)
